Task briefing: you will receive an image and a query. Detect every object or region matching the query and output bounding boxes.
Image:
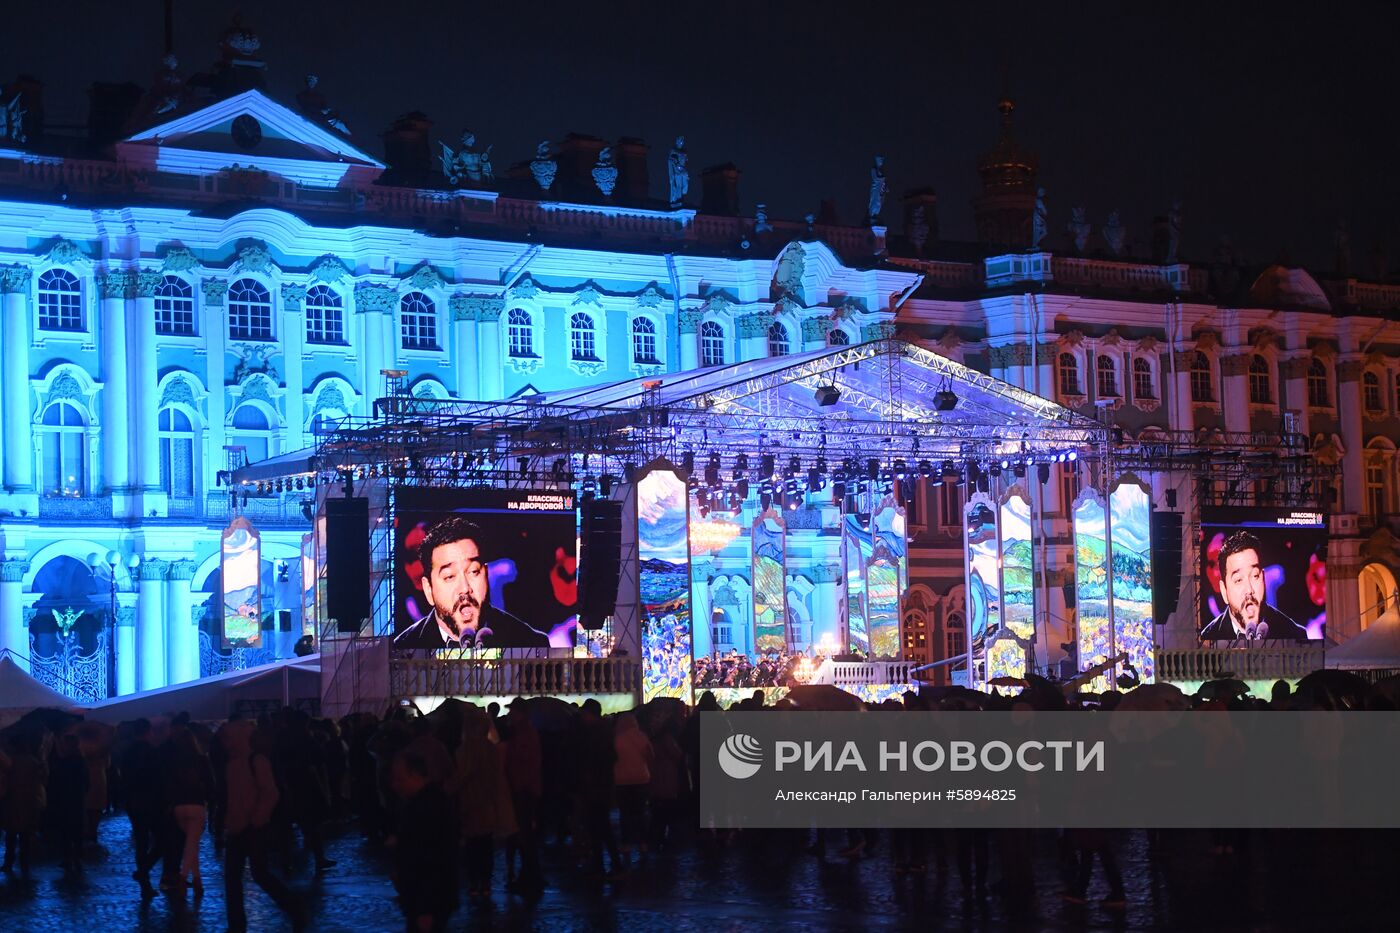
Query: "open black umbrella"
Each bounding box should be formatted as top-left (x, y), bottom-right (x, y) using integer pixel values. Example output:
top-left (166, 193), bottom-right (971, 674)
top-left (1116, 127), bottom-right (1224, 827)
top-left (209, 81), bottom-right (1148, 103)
top-left (785, 684), bottom-right (866, 711)
top-left (1296, 669), bottom-right (1371, 709)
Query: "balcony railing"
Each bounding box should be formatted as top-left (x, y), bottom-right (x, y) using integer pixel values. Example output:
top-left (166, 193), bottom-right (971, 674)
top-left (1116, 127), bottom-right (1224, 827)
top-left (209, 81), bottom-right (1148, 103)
top-left (36, 496), bottom-right (114, 521)
top-left (809, 659), bottom-right (916, 686)
top-left (1156, 645), bottom-right (1324, 683)
top-left (390, 656), bottom-right (640, 698)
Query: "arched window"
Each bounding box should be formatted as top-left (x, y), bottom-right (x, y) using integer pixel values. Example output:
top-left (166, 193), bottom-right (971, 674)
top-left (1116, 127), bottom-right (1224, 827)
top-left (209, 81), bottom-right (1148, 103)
top-left (153, 276), bottom-right (195, 336)
top-left (228, 278), bottom-right (273, 340)
top-left (828, 327), bottom-right (850, 346)
top-left (305, 284), bottom-right (344, 345)
top-left (507, 308), bottom-right (535, 358)
top-left (570, 311), bottom-right (598, 361)
top-left (158, 407), bottom-right (195, 498)
top-left (1364, 371), bottom-right (1384, 412)
top-left (631, 317), bottom-right (659, 364)
top-left (1096, 354), bottom-right (1118, 398)
top-left (945, 611), bottom-right (967, 659)
top-left (1248, 354), bottom-right (1272, 405)
top-left (700, 320), bottom-right (725, 367)
top-left (399, 291), bottom-right (437, 350)
top-left (40, 401), bottom-right (86, 496)
top-left (1190, 351), bottom-right (1213, 402)
top-left (37, 268), bottom-right (83, 331)
top-left (1307, 359), bottom-right (1330, 408)
top-left (229, 404), bottom-right (272, 464)
top-left (768, 321), bottom-right (790, 357)
top-left (1058, 352), bottom-right (1081, 396)
top-left (1133, 357), bottom-right (1155, 400)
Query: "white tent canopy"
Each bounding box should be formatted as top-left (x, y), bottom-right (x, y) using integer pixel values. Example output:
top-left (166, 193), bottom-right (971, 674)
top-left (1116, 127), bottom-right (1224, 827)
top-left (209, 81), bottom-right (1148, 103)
top-left (82, 655), bottom-right (320, 724)
top-left (1326, 609), bottom-right (1400, 670)
top-left (0, 653), bottom-right (84, 727)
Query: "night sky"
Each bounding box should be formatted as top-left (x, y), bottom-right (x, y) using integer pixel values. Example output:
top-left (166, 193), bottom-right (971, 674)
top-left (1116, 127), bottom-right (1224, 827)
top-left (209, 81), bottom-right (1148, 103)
top-left (10, 1), bottom-right (1397, 272)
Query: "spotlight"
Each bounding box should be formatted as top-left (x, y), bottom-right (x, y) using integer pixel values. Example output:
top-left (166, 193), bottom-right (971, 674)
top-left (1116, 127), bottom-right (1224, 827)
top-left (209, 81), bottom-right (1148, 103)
top-left (1037, 463), bottom-right (1051, 485)
top-left (518, 457), bottom-right (530, 479)
top-left (893, 459), bottom-right (908, 480)
top-left (300, 501), bottom-right (314, 522)
top-left (989, 463), bottom-right (1002, 478)
top-left (832, 480), bottom-right (847, 501)
top-left (787, 456), bottom-right (801, 476)
top-left (734, 453), bottom-right (749, 478)
top-left (1067, 451), bottom-right (1078, 462)
top-left (814, 384), bottom-right (841, 406)
top-left (807, 467), bottom-right (823, 491)
top-left (736, 478), bottom-right (750, 498)
top-left (682, 450), bottom-right (695, 475)
top-left (761, 454), bottom-right (776, 480)
top-left (706, 453), bottom-right (721, 487)
top-left (760, 492), bottom-right (772, 511)
top-left (1013, 462), bottom-right (1027, 479)
top-left (866, 458), bottom-right (880, 481)
top-left (918, 459), bottom-right (933, 478)
top-left (1000, 459), bottom-right (1012, 470)
top-left (581, 474), bottom-right (598, 500)
top-left (816, 456), bottom-right (828, 474)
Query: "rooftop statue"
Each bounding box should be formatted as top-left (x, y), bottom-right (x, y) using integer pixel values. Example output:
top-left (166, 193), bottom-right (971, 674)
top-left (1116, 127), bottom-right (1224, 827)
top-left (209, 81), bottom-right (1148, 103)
top-left (1031, 187), bottom-right (1048, 249)
top-left (440, 130), bottom-right (494, 186)
top-left (754, 203), bottom-right (773, 234)
top-left (668, 136), bottom-right (689, 208)
top-left (1068, 206), bottom-right (1091, 254)
top-left (153, 54), bottom-right (184, 116)
top-left (1103, 210), bottom-right (1127, 256)
top-left (296, 74), bottom-right (349, 134)
top-left (0, 93), bottom-right (27, 144)
top-left (592, 146), bottom-right (618, 197)
top-left (530, 140), bottom-right (557, 191)
top-left (1166, 197), bottom-right (1183, 264)
top-left (867, 155), bottom-right (888, 224)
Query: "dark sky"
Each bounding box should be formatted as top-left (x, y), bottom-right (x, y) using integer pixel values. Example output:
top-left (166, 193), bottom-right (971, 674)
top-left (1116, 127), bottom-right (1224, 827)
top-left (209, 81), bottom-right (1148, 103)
top-left (10, 1), bottom-right (1398, 272)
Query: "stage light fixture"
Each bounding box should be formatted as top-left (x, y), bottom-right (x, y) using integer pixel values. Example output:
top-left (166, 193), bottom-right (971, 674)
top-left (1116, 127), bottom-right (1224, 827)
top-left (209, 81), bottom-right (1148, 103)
top-left (734, 453), bottom-right (749, 478)
top-left (1013, 462), bottom-right (1027, 478)
top-left (682, 450), bottom-right (695, 475)
top-left (300, 501), bottom-right (314, 522)
top-left (761, 454), bottom-right (776, 480)
top-left (893, 459), bottom-right (908, 480)
top-left (1037, 463), bottom-right (1051, 484)
top-left (816, 456), bottom-right (828, 474)
top-left (788, 456), bottom-right (801, 476)
top-left (760, 492), bottom-right (773, 511)
top-left (832, 480), bottom-right (846, 501)
top-left (933, 388), bottom-right (959, 411)
top-left (736, 478), bottom-right (750, 498)
top-left (518, 457), bottom-right (530, 479)
top-left (600, 474), bottom-right (615, 496)
top-left (866, 458), bottom-right (880, 481)
top-left (623, 463), bottom-right (637, 482)
top-left (917, 459), bottom-right (933, 478)
top-left (1000, 458), bottom-right (1012, 470)
top-left (989, 463), bottom-right (1002, 478)
top-left (807, 467), bottom-right (823, 491)
top-left (814, 384), bottom-right (841, 406)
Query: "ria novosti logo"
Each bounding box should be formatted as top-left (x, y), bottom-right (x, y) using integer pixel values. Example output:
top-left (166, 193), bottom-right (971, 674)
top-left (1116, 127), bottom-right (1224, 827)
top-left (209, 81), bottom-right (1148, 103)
top-left (717, 733), bottom-right (764, 779)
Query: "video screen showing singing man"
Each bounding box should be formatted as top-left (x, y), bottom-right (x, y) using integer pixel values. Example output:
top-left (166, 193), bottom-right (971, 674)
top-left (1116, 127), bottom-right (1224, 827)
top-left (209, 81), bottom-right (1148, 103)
top-left (1200, 530), bottom-right (1308, 641)
top-left (392, 515), bottom-right (550, 650)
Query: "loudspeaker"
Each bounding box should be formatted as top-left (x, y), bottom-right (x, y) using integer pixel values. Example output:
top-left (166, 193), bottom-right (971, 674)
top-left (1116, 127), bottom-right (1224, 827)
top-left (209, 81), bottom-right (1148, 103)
top-left (277, 609), bottom-right (292, 633)
top-left (1150, 511), bottom-right (1184, 624)
top-left (578, 498), bottom-right (623, 629)
top-left (814, 385), bottom-right (840, 406)
top-left (326, 496), bottom-right (371, 633)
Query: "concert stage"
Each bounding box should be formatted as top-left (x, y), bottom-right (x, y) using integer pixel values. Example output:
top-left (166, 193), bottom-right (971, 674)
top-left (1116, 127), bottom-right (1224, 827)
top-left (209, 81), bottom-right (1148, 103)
top-left (231, 337), bottom-right (1316, 713)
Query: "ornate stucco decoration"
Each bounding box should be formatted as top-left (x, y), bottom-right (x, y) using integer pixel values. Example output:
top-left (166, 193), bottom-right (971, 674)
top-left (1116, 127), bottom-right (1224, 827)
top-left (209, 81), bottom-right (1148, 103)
top-left (280, 283), bottom-right (307, 311)
top-left (354, 283), bottom-right (396, 314)
top-left (161, 245), bottom-right (199, 272)
top-left (635, 284), bottom-right (666, 309)
top-left (43, 238), bottom-right (87, 265)
top-left (233, 240), bottom-right (274, 275)
top-left (159, 374), bottom-right (197, 409)
top-left (310, 254), bottom-right (351, 283)
top-left (231, 344), bottom-right (281, 384)
top-left (572, 283), bottom-right (603, 307)
top-left (449, 294), bottom-right (505, 322)
top-left (509, 276), bottom-right (540, 300)
top-left (201, 279), bottom-right (228, 307)
top-left (404, 263), bottom-right (445, 292)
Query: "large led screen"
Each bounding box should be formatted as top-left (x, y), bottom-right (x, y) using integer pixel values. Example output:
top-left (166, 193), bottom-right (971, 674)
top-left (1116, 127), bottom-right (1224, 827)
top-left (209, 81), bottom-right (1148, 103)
top-left (1110, 483), bottom-right (1155, 681)
top-left (965, 500), bottom-right (1000, 656)
top-left (999, 491), bottom-right (1035, 641)
top-left (870, 499), bottom-right (908, 659)
top-left (391, 487), bottom-right (576, 651)
top-left (1200, 507), bottom-right (1326, 643)
top-left (843, 516), bottom-right (872, 655)
top-left (637, 467), bottom-right (693, 702)
top-left (752, 511), bottom-right (787, 653)
top-left (221, 516), bottom-right (262, 649)
top-left (1073, 494), bottom-right (1111, 692)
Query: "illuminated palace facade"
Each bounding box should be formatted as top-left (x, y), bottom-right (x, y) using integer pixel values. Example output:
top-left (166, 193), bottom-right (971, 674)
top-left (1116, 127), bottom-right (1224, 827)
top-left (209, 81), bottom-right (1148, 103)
top-left (1, 33), bottom-right (1398, 697)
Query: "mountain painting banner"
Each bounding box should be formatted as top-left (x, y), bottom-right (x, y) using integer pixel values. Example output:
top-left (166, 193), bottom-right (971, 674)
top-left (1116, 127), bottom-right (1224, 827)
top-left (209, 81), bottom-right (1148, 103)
top-left (638, 464), bottom-right (693, 703)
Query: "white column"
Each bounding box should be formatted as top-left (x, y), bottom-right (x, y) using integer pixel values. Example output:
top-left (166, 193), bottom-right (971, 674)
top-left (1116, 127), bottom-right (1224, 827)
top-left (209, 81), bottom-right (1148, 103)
top-left (116, 604), bottom-right (136, 696)
top-left (738, 315), bottom-right (766, 362)
top-left (449, 296), bottom-right (481, 399)
top-left (281, 284), bottom-right (307, 447)
top-left (133, 273), bottom-right (162, 511)
top-left (679, 312), bottom-right (699, 371)
top-left (479, 311), bottom-right (503, 400)
top-left (2, 272), bottom-right (35, 496)
top-left (0, 559), bottom-right (29, 670)
top-left (99, 274), bottom-right (132, 499)
top-left (137, 558), bottom-right (169, 691)
top-left (1337, 356), bottom-right (1366, 514)
top-left (165, 559), bottom-right (197, 685)
top-left (202, 280), bottom-right (228, 494)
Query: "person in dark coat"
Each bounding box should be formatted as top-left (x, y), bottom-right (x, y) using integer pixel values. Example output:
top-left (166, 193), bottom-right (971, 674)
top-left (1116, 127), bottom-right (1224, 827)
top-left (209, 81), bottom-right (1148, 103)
top-left (49, 731), bottom-right (90, 873)
top-left (389, 747), bottom-right (459, 933)
top-left (576, 699), bottom-right (621, 879)
top-left (121, 718), bottom-right (165, 896)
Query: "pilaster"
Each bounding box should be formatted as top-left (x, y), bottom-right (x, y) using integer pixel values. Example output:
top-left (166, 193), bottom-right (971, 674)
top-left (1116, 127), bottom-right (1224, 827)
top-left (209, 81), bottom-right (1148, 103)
top-left (137, 558), bottom-right (169, 691)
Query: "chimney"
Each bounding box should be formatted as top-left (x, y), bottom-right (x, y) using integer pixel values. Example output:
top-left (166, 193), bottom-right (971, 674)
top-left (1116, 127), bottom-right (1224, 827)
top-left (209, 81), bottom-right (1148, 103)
top-left (556, 133), bottom-right (606, 201)
top-left (700, 163), bottom-right (741, 215)
top-left (87, 82), bottom-right (143, 146)
top-left (381, 111), bottom-right (433, 183)
top-left (614, 137), bottom-right (649, 205)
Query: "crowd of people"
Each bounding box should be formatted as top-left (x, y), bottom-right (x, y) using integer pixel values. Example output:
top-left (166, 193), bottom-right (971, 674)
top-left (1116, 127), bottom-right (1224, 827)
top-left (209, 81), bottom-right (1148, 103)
top-left (0, 671), bottom-right (1393, 931)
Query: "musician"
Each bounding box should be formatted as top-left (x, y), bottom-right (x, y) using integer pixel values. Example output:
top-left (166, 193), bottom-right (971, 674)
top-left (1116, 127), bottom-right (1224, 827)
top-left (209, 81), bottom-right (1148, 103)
top-left (1200, 531), bottom-right (1308, 641)
top-left (393, 515), bottom-right (550, 650)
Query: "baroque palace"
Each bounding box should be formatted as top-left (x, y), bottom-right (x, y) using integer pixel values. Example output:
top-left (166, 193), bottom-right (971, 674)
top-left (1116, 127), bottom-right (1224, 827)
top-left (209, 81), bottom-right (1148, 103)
top-left (1, 23), bottom-right (1397, 698)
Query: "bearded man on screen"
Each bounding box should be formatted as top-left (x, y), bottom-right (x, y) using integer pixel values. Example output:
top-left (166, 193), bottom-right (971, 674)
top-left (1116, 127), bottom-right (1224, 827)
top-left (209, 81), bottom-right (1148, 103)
top-left (393, 515), bottom-right (549, 650)
top-left (1200, 530), bottom-right (1308, 641)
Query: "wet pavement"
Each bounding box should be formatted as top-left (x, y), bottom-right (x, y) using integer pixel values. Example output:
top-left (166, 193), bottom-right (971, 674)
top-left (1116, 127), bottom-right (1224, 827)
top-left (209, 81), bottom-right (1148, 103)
top-left (2, 817), bottom-right (1398, 931)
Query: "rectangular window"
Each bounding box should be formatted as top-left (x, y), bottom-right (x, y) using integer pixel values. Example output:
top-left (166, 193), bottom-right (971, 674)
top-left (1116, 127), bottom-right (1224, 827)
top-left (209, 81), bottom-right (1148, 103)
top-left (401, 309), bottom-right (438, 350)
top-left (154, 296), bottom-right (196, 336)
top-left (229, 305), bottom-right (273, 341)
top-left (306, 305), bottom-right (345, 344)
top-left (1366, 462), bottom-right (1385, 517)
top-left (939, 482), bottom-right (962, 529)
top-left (160, 436), bottom-right (195, 497)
